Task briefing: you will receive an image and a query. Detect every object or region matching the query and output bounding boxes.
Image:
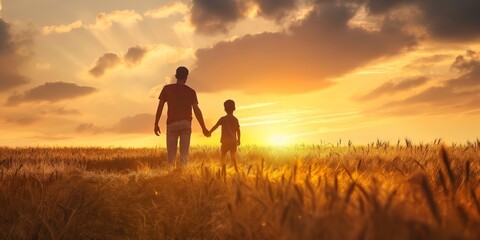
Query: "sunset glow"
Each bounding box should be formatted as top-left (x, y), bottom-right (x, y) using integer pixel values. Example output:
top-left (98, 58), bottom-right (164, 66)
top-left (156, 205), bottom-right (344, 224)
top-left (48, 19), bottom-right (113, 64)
top-left (1, 0), bottom-right (480, 147)
top-left (269, 135), bottom-right (292, 146)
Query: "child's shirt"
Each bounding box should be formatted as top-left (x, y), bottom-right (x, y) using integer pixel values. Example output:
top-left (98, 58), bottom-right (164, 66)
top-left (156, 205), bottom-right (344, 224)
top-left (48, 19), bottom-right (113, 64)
top-left (218, 115), bottom-right (240, 143)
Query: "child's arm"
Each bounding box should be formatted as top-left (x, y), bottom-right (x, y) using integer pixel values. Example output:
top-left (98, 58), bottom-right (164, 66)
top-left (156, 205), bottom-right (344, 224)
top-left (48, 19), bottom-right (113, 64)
top-left (237, 127), bottom-right (241, 146)
top-left (209, 119), bottom-right (221, 133)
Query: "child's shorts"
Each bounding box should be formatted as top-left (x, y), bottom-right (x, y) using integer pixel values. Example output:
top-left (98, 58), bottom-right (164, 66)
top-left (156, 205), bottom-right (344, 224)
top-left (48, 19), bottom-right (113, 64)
top-left (221, 141), bottom-right (237, 153)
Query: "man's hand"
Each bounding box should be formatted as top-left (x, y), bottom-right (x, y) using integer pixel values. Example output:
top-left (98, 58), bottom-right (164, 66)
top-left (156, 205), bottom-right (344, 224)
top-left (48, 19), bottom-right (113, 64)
top-left (237, 140), bottom-right (241, 146)
top-left (203, 128), bottom-right (211, 137)
top-left (154, 125), bottom-right (161, 136)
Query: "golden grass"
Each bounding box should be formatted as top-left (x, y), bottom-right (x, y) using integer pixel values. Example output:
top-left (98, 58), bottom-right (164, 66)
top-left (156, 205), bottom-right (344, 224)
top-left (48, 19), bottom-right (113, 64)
top-left (1, 140), bottom-right (480, 239)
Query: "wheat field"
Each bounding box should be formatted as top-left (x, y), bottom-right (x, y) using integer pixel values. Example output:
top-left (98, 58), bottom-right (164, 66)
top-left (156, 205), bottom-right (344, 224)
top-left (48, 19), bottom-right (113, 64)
top-left (1, 140), bottom-right (480, 239)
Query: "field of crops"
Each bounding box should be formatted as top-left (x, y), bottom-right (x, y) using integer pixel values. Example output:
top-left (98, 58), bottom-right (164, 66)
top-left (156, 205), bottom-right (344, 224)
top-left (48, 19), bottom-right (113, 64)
top-left (1, 141), bottom-right (480, 239)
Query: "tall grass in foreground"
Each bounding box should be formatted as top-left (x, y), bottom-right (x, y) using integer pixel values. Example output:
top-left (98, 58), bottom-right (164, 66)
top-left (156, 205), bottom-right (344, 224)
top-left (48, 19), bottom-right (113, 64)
top-left (1, 141), bottom-right (480, 239)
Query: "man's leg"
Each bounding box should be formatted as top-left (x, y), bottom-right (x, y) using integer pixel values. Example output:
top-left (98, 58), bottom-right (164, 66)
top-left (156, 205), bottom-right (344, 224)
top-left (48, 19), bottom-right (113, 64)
top-left (166, 127), bottom-right (179, 165)
top-left (178, 127), bottom-right (192, 166)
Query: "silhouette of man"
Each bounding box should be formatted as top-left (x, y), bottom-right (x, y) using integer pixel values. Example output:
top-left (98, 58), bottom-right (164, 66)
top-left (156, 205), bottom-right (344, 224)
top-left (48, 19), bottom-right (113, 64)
top-left (154, 66), bottom-right (210, 166)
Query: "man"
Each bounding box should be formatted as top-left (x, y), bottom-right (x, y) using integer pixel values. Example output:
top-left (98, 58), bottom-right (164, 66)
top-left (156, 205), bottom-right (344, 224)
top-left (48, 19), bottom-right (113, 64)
top-left (154, 66), bottom-right (210, 166)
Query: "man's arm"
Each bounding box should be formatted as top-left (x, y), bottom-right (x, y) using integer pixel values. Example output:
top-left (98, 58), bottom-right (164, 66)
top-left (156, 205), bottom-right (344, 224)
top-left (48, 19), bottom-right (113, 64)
top-left (154, 99), bottom-right (166, 136)
top-left (237, 128), bottom-right (241, 146)
top-left (192, 104), bottom-right (210, 137)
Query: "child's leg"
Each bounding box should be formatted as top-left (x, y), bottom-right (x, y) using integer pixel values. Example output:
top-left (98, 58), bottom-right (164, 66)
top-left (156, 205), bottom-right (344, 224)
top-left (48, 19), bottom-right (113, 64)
top-left (221, 150), bottom-right (228, 176)
top-left (230, 150), bottom-right (238, 173)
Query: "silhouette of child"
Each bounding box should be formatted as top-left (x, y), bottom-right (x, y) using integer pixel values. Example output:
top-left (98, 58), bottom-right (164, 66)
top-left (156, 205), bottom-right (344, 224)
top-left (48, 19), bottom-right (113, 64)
top-left (209, 99), bottom-right (241, 175)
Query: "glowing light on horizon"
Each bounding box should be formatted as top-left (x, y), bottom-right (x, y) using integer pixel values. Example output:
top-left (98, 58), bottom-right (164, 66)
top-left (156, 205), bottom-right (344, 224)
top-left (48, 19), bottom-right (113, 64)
top-left (269, 135), bottom-right (292, 146)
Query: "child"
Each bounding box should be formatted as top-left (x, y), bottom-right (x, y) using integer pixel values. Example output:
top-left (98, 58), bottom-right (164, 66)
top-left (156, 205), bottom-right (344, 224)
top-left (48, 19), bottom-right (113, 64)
top-left (209, 99), bottom-right (241, 175)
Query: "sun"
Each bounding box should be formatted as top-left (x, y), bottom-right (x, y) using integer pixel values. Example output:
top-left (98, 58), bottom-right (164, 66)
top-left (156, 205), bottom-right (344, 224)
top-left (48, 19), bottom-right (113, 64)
top-left (269, 135), bottom-right (292, 146)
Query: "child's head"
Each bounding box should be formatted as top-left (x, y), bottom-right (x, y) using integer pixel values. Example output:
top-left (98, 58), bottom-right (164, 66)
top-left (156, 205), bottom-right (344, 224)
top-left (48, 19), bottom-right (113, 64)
top-left (224, 99), bottom-right (235, 114)
top-left (175, 66), bottom-right (189, 82)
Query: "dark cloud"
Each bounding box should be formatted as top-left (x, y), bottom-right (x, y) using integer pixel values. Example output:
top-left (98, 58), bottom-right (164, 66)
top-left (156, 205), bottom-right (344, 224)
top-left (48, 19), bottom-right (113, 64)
top-left (0, 19), bottom-right (13, 54)
top-left (254, 0), bottom-right (297, 20)
top-left (190, 0), bottom-right (246, 34)
top-left (0, 74), bottom-right (29, 92)
top-left (372, 50), bottom-right (480, 115)
top-left (6, 82), bottom-right (96, 106)
top-left (89, 46), bottom-right (150, 77)
top-left (356, 77), bottom-right (429, 101)
top-left (125, 46), bottom-right (147, 66)
top-left (360, 0), bottom-right (480, 41)
top-left (189, 0), bottom-right (298, 34)
top-left (190, 2), bottom-right (415, 94)
top-left (188, 0), bottom-right (480, 40)
top-left (451, 50), bottom-right (480, 73)
top-left (0, 19), bottom-right (30, 92)
top-left (365, 0), bottom-right (416, 14)
top-left (418, 0), bottom-right (480, 41)
top-left (89, 53), bottom-right (121, 77)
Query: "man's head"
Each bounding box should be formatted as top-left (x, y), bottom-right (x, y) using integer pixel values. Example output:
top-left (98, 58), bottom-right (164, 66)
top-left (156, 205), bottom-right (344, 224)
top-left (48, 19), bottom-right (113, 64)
top-left (175, 66), bottom-right (189, 82)
top-left (224, 99), bottom-right (236, 114)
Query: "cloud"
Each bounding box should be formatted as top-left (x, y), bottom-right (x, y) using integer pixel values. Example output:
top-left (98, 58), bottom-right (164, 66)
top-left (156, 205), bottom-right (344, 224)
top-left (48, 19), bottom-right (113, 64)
top-left (89, 53), bottom-right (121, 77)
top-left (372, 50), bottom-right (480, 114)
top-left (124, 46), bottom-right (147, 66)
top-left (188, 0), bottom-right (480, 40)
top-left (89, 44), bottom-right (193, 77)
top-left (90, 10), bottom-right (143, 30)
top-left (42, 20), bottom-right (83, 35)
top-left (5, 115), bottom-right (40, 125)
top-left (254, 0), bottom-right (297, 20)
top-left (111, 113), bottom-right (154, 134)
top-left (41, 10), bottom-right (143, 35)
top-left (77, 113), bottom-right (162, 134)
top-left (189, 0), bottom-right (300, 34)
top-left (359, 0), bottom-right (480, 41)
top-left (403, 54), bottom-right (451, 70)
top-left (190, 0), bottom-right (248, 34)
top-left (417, 0), bottom-right (480, 40)
top-left (0, 74), bottom-right (29, 92)
top-left (356, 77), bottom-right (429, 101)
top-left (451, 50), bottom-right (480, 74)
top-left (6, 81), bottom-right (96, 106)
top-left (190, 2), bottom-right (415, 94)
top-left (0, 19), bottom-right (30, 92)
top-left (76, 123), bottom-right (105, 134)
top-left (41, 107), bottom-right (80, 115)
top-left (145, 2), bottom-right (189, 19)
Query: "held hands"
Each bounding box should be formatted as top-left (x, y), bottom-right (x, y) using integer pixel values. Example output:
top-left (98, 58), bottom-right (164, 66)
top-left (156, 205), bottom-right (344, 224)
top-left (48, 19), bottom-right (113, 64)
top-left (154, 125), bottom-right (161, 136)
top-left (203, 128), bottom-right (211, 137)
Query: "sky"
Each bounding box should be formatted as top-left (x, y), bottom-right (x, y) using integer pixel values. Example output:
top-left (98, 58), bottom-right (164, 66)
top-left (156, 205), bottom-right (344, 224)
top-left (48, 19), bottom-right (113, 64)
top-left (1, 0), bottom-right (480, 147)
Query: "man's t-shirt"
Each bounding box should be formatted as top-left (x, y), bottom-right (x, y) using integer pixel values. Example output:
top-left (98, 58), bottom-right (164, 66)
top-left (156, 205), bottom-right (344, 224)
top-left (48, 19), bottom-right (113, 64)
top-left (159, 84), bottom-right (198, 124)
top-left (218, 115), bottom-right (240, 143)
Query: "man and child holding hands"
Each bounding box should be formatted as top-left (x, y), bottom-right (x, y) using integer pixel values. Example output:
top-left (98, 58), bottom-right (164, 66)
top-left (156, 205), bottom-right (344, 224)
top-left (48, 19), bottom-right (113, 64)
top-left (154, 66), bottom-right (240, 172)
